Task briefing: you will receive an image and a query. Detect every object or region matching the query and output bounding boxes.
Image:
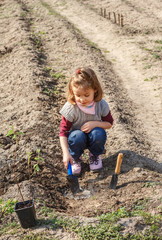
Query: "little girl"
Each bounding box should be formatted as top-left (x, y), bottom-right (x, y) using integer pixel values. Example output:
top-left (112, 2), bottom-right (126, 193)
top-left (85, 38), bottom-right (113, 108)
top-left (59, 67), bottom-right (113, 175)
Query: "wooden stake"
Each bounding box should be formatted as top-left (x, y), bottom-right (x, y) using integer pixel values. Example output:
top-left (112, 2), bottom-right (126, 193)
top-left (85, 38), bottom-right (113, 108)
top-left (104, 8), bottom-right (106, 18)
top-left (113, 12), bottom-right (116, 23)
top-left (108, 12), bottom-right (111, 20)
top-left (100, 8), bottom-right (103, 16)
top-left (118, 14), bottom-right (120, 25)
top-left (120, 14), bottom-right (124, 27)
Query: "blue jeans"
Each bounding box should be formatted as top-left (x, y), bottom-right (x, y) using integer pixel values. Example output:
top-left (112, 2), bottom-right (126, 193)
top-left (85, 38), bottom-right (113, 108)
top-left (68, 127), bottom-right (107, 160)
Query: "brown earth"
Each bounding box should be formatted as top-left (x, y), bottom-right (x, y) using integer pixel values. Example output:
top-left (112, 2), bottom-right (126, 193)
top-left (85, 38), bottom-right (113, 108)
top-left (0, 0), bottom-right (162, 238)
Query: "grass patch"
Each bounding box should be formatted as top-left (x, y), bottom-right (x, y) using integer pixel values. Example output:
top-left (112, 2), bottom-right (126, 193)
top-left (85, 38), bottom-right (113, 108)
top-left (0, 221), bottom-right (19, 236)
top-left (143, 181), bottom-right (161, 188)
top-left (142, 45), bottom-right (161, 61)
top-left (20, 233), bottom-right (58, 240)
top-left (36, 205), bottom-right (161, 239)
top-left (1, 202), bottom-right (161, 239)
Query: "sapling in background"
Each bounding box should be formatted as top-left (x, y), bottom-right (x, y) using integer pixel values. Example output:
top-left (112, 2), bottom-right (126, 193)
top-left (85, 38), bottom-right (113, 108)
top-left (33, 149), bottom-right (45, 173)
top-left (27, 149), bottom-right (45, 201)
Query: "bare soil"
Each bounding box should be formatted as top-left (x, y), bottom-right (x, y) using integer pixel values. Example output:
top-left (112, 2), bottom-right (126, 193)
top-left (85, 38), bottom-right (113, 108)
top-left (0, 0), bottom-right (162, 238)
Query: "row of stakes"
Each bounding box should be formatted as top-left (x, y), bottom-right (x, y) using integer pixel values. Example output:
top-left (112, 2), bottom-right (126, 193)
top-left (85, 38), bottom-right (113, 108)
top-left (100, 8), bottom-right (124, 27)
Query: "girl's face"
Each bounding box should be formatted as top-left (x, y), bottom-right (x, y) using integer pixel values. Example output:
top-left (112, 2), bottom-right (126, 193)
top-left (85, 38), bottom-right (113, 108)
top-left (72, 85), bottom-right (96, 106)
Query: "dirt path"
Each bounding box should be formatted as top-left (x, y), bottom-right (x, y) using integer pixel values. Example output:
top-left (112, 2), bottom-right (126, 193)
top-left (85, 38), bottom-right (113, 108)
top-left (0, 0), bottom-right (162, 238)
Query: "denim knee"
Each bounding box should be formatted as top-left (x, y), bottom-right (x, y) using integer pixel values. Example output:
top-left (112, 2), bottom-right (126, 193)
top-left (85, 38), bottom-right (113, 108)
top-left (68, 130), bottom-right (87, 158)
top-left (89, 127), bottom-right (107, 144)
top-left (88, 127), bottom-right (107, 155)
top-left (68, 130), bottom-right (87, 145)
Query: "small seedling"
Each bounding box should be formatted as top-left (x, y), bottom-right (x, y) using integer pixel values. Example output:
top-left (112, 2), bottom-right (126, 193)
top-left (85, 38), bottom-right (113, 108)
top-left (27, 149), bottom-right (45, 200)
top-left (33, 149), bottom-right (45, 173)
top-left (6, 126), bottom-right (24, 142)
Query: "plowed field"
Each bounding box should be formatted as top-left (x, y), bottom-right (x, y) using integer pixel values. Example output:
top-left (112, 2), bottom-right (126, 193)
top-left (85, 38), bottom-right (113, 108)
top-left (0, 0), bottom-right (161, 239)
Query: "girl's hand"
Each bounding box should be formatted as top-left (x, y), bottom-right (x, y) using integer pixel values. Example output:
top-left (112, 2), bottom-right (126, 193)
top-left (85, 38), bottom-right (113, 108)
top-left (81, 121), bottom-right (97, 133)
top-left (63, 153), bottom-right (73, 170)
top-left (81, 121), bottom-right (112, 133)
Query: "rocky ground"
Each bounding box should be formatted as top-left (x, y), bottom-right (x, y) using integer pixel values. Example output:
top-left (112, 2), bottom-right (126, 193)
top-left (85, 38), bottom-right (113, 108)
top-left (0, 0), bottom-right (161, 239)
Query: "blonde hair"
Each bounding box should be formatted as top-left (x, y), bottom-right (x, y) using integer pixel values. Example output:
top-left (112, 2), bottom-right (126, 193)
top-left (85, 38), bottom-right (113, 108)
top-left (67, 67), bottom-right (103, 104)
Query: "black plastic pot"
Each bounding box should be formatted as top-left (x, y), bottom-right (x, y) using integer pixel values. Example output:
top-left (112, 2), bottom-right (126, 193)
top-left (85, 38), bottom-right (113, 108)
top-left (15, 199), bottom-right (36, 228)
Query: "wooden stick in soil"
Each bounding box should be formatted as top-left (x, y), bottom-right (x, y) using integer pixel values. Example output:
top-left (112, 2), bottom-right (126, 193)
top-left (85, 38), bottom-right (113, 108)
top-left (113, 12), bottom-right (116, 23)
top-left (118, 14), bottom-right (120, 25)
top-left (108, 12), bottom-right (111, 20)
top-left (100, 8), bottom-right (103, 16)
top-left (104, 8), bottom-right (106, 18)
top-left (120, 14), bottom-right (124, 27)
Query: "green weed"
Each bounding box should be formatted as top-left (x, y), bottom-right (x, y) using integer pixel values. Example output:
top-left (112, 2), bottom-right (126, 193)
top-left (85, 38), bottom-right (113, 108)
top-left (43, 86), bottom-right (59, 95)
top-left (144, 78), bottom-right (152, 81)
top-left (0, 199), bottom-right (17, 221)
top-left (91, 196), bottom-right (96, 200)
top-left (19, 233), bottom-right (57, 240)
top-left (131, 198), bottom-right (149, 216)
top-left (142, 45), bottom-right (161, 60)
top-left (144, 64), bottom-right (152, 69)
top-left (85, 39), bottom-right (100, 51)
top-left (31, 32), bottom-right (43, 49)
top-left (142, 57), bottom-right (148, 61)
top-left (155, 45), bottom-right (162, 51)
top-left (155, 40), bottom-right (162, 44)
top-left (20, 11), bottom-right (27, 19)
top-left (50, 71), bottom-right (65, 79)
top-left (144, 76), bottom-right (157, 81)
top-left (0, 221), bottom-right (19, 235)
top-left (104, 50), bottom-right (110, 53)
top-left (38, 204), bottom-right (53, 217)
top-left (143, 48), bottom-right (152, 52)
top-left (152, 53), bottom-right (160, 59)
top-left (143, 181), bottom-right (160, 188)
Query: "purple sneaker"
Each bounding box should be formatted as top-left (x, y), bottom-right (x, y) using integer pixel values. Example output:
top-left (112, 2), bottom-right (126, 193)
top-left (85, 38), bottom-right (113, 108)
top-left (72, 157), bottom-right (82, 176)
top-left (89, 153), bottom-right (103, 172)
